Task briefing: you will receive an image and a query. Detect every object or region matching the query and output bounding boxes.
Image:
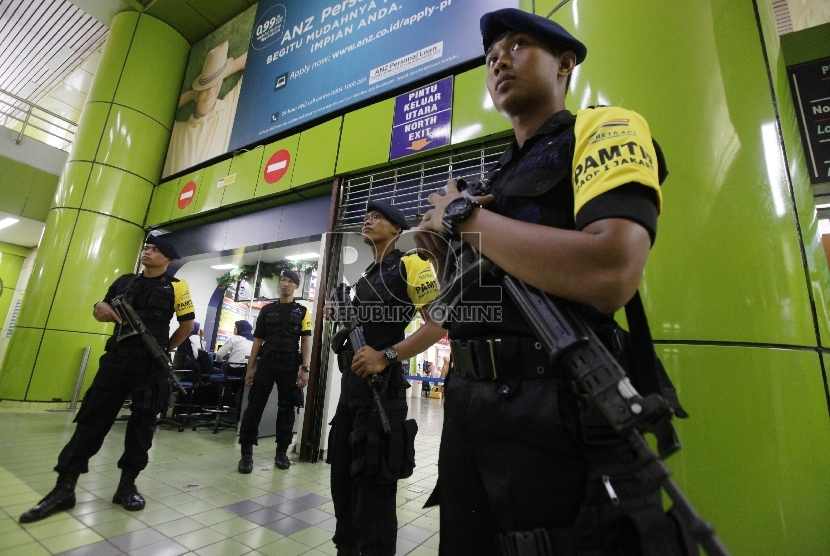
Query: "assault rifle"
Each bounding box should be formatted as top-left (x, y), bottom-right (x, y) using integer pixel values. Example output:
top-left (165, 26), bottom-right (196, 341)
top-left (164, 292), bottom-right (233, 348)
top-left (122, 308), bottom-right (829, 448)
top-left (329, 284), bottom-right (392, 434)
top-left (502, 275), bottom-right (729, 555)
top-left (109, 296), bottom-right (187, 397)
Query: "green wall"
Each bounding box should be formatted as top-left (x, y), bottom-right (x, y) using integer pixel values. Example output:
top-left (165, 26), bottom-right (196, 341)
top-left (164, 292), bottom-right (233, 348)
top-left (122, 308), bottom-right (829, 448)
top-left (0, 155), bottom-right (60, 222)
top-left (0, 242), bottom-right (28, 337)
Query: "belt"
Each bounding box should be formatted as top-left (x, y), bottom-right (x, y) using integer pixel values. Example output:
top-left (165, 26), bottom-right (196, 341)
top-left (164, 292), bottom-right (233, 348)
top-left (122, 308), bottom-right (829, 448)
top-left (113, 346), bottom-right (153, 359)
top-left (262, 350), bottom-right (299, 362)
top-left (450, 337), bottom-right (558, 381)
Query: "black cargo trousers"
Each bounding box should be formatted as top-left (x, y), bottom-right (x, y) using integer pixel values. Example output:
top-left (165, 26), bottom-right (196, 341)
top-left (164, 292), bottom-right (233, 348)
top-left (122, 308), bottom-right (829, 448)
top-left (437, 371), bottom-right (690, 556)
top-left (238, 351), bottom-right (299, 449)
top-left (55, 351), bottom-right (170, 474)
top-left (330, 367), bottom-right (416, 556)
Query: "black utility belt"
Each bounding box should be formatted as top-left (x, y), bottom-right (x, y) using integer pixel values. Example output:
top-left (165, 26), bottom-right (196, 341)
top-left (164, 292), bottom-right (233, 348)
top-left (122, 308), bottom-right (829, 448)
top-left (450, 337), bottom-right (558, 381)
top-left (113, 346), bottom-right (154, 359)
top-left (261, 350), bottom-right (300, 362)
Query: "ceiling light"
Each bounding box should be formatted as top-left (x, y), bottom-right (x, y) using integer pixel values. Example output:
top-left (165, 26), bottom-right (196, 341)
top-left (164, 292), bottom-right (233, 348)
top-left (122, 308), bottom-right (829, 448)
top-left (816, 203), bottom-right (830, 209)
top-left (285, 253), bottom-right (319, 261)
top-left (45, 46), bottom-right (75, 72)
top-left (211, 264), bottom-right (238, 270)
top-left (0, 218), bottom-right (19, 230)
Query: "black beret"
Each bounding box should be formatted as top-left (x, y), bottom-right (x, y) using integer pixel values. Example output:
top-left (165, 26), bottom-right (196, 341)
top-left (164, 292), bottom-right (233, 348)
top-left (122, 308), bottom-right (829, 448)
top-left (480, 8), bottom-right (587, 65)
top-left (366, 200), bottom-right (411, 231)
top-left (145, 234), bottom-right (180, 260)
top-left (280, 269), bottom-right (301, 285)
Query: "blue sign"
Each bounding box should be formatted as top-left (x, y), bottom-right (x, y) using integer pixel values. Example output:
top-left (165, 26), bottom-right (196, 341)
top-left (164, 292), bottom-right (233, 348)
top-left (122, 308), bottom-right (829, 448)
top-left (228, 0), bottom-right (516, 152)
top-left (390, 77), bottom-right (452, 160)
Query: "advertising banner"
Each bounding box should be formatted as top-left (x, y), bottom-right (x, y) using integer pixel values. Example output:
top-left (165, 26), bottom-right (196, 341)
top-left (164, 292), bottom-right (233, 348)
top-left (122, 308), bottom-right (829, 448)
top-left (229, 0), bottom-right (516, 152)
top-left (162, 6), bottom-right (257, 178)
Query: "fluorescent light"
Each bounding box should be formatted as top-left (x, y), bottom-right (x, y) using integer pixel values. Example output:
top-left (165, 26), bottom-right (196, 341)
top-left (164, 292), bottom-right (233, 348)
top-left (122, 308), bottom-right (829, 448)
top-left (45, 46), bottom-right (74, 72)
top-left (0, 218), bottom-right (19, 230)
top-left (816, 203), bottom-right (830, 209)
top-left (211, 264), bottom-right (238, 270)
top-left (285, 253), bottom-right (319, 261)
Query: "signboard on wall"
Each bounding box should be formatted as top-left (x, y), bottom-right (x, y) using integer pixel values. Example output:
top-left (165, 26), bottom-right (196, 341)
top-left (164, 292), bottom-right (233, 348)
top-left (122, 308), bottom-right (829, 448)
top-left (217, 300), bottom-right (250, 343)
top-left (788, 57), bottom-right (830, 184)
top-left (390, 76), bottom-right (452, 160)
top-left (228, 0), bottom-right (516, 152)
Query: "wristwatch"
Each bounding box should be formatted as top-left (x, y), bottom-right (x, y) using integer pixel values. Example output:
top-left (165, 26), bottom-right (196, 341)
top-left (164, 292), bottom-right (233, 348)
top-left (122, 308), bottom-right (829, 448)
top-left (442, 195), bottom-right (482, 238)
top-left (300, 365), bottom-right (310, 372)
top-left (384, 346), bottom-right (398, 363)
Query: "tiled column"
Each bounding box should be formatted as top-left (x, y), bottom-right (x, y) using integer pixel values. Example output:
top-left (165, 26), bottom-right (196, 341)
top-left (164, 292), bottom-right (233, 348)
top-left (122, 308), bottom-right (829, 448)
top-left (0, 12), bottom-right (189, 401)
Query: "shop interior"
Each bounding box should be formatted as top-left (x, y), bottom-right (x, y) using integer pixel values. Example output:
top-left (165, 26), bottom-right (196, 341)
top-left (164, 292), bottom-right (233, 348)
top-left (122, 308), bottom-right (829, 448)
top-left (168, 237), bottom-right (322, 440)
top-left (166, 231), bottom-right (449, 451)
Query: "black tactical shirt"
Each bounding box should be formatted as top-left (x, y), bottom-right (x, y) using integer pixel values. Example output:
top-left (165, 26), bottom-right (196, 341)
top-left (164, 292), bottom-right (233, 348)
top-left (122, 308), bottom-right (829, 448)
top-left (449, 108), bottom-right (666, 340)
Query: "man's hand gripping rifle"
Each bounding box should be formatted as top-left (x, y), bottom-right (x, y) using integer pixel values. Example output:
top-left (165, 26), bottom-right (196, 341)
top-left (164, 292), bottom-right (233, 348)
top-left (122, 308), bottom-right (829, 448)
top-left (329, 284), bottom-right (392, 434)
top-left (429, 180), bottom-right (730, 556)
top-left (109, 296), bottom-right (187, 397)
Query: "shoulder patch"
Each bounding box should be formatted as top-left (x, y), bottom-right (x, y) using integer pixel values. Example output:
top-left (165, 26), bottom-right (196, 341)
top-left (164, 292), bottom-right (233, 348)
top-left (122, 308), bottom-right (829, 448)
top-left (572, 107), bottom-right (662, 217)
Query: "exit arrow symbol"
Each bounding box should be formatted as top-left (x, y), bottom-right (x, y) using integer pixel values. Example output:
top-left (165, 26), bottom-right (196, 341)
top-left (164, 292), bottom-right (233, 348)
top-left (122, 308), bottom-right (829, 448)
top-left (406, 138), bottom-right (432, 151)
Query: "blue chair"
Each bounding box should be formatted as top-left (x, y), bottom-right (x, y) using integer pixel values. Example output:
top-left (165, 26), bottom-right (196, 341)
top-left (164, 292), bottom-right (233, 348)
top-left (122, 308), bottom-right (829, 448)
top-left (158, 349), bottom-right (212, 431)
top-left (192, 357), bottom-right (248, 433)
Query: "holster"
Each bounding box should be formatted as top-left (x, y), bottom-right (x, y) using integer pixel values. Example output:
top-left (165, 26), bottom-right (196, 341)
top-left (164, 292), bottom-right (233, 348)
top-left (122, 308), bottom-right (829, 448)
top-left (338, 350), bottom-right (354, 374)
top-left (349, 409), bottom-right (417, 484)
top-left (292, 386), bottom-right (304, 413)
top-left (130, 374), bottom-right (171, 414)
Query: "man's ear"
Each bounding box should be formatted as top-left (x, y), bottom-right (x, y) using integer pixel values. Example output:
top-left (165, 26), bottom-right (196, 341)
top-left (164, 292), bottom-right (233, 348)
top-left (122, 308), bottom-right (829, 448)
top-left (558, 50), bottom-right (576, 76)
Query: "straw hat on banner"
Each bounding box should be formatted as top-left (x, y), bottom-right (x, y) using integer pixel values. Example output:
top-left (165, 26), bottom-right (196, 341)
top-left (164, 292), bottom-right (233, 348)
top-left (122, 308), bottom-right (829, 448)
top-left (192, 41), bottom-right (235, 91)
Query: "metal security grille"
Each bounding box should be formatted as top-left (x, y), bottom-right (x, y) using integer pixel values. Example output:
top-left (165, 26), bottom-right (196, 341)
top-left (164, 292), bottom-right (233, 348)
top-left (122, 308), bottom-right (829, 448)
top-left (770, 0), bottom-right (793, 35)
top-left (336, 136), bottom-right (512, 231)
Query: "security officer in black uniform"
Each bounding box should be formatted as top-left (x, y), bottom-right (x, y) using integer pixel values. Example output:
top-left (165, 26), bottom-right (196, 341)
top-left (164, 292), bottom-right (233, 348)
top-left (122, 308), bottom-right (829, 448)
top-left (20, 235), bottom-right (195, 523)
top-left (237, 269), bottom-right (311, 473)
top-left (329, 201), bottom-right (445, 556)
top-left (415, 9), bottom-right (688, 556)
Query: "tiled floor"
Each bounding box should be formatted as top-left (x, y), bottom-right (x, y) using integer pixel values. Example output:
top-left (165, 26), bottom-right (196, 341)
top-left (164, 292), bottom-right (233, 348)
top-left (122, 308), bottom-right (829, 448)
top-left (0, 396), bottom-right (444, 556)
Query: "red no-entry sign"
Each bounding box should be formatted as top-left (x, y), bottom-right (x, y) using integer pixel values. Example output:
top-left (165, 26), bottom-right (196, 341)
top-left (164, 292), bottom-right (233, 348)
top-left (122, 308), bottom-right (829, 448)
top-left (263, 149), bottom-right (291, 184)
top-left (178, 180), bottom-right (197, 209)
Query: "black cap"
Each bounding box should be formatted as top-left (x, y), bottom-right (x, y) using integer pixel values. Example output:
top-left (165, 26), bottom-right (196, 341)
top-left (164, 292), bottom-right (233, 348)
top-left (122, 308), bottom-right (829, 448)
top-left (366, 200), bottom-right (411, 231)
top-left (480, 8), bottom-right (587, 65)
top-left (280, 269), bottom-right (301, 285)
top-left (145, 234), bottom-right (180, 260)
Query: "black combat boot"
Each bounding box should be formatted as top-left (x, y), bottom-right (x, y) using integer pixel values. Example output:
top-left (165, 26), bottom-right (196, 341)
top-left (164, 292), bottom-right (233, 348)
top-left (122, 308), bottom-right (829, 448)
top-left (19, 472), bottom-right (79, 523)
top-left (275, 447), bottom-right (290, 470)
top-left (238, 444), bottom-right (254, 474)
top-left (336, 546), bottom-right (360, 556)
top-left (112, 469), bottom-right (145, 511)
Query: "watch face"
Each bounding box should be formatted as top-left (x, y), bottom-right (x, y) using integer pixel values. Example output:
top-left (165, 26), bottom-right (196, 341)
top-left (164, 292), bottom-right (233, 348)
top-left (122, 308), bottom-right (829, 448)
top-left (446, 197), bottom-right (470, 218)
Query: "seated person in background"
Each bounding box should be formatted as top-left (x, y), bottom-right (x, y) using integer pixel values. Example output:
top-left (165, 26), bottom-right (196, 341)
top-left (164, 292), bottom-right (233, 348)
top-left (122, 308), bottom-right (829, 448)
top-left (215, 320), bottom-right (254, 365)
top-left (173, 321), bottom-right (202, 371)
top-left (189, 322), bottom-right (204, 356)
